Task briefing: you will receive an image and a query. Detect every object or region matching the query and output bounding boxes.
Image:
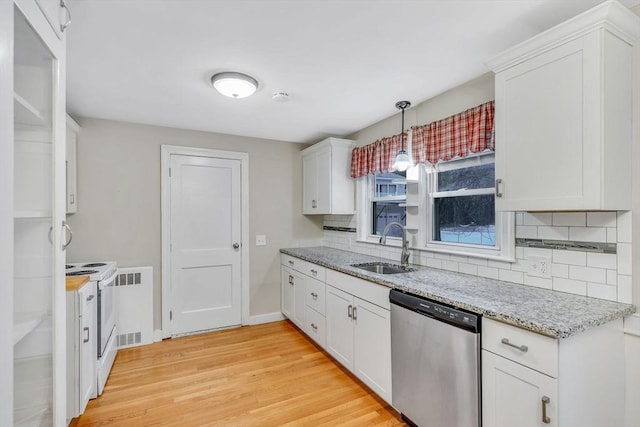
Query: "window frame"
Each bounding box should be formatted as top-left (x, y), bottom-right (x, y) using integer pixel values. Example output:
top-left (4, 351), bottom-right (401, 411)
top-left (357, 154), bottom-right (515, 261)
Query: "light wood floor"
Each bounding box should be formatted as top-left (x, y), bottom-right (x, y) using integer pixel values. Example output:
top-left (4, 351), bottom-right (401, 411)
top-left (73, 320), bottom-right (406, 426)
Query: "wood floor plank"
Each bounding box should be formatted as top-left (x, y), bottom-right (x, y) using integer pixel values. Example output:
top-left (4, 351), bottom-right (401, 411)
top-left (73, 321), bottom-right (405, 427)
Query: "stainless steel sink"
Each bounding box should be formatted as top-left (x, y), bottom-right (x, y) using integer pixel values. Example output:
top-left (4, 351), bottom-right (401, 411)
top-left (351, 262), bottom-right (416, 275)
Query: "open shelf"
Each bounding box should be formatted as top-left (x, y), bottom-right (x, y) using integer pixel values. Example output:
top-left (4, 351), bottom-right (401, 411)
top-left (14, 311), bottom-right (47, 346)
top-left (14, 92), bottom-right (47, 127)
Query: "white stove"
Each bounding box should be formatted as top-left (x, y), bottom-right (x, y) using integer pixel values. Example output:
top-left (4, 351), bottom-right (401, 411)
top-left (66, 261), bottom-right (117, 282)
top-left (66, 260), bottom-right (118, 396)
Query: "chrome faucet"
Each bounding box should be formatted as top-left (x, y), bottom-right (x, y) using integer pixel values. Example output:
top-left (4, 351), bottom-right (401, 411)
top-left (379, 222), bottom-right (410, 267)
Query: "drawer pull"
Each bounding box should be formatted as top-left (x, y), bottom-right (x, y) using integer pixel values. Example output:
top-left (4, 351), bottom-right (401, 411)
top-left (311, 292), bottom-right (318, 299)
top-left (86, 295), bottom-right (95, 302)
top-left (501, 338), bottom-right (528, 352)
top-left (288, 275), bottom-right (293, 285)
top-left (311, 323), bottom-right (318, 331)
top-left (83, 327), bottom-right (90, 343)
top-left (310, 269), bottom-right (318, 276)
top-left (288, 260), bottom-right (294, 266)
top-left (347, 304), bottom-right (353, 319)
top-left (541, 396), bottom-right (551, 424)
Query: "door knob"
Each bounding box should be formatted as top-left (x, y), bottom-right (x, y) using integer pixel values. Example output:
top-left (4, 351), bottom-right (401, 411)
top-left (233, 243), bottom-right (240, 249)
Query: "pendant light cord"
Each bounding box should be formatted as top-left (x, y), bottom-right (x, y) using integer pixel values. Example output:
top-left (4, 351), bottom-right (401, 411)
top-left (395, 100), bottom-right (411, 151)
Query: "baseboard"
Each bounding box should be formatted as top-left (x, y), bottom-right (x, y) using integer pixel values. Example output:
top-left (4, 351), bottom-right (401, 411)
top-left (248, 312), bottom-right (285, 325)
top-left (153, 329), bottom-right (164, 342)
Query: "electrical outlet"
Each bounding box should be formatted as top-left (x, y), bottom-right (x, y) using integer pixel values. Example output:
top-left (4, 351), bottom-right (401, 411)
top-left (527, 256), bottom-right (552, 278)
top-left (256, 235), bottom-right (267, 246)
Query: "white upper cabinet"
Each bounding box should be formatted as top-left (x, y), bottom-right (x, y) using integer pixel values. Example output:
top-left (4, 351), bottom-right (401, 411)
top-left (302, 137), bottom-right (355, 215)
top-left (66, 115), bottom-right (79, 214)
top-left (488, 1), bottom-right (640, 211)
top-left (35, 0), bottom-right (71, 39)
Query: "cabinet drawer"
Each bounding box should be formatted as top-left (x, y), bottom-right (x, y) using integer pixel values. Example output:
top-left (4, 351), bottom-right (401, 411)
top-left (305, 263), bottom-right (326, 282)
top-left (281, 254), bottom-right (306, 272)
top-left (305, 277), bottom-right (326, 316)
top-left (482, 318), bottom-right (558, 377)
top-left (304, 306), bottom-right (326, 349)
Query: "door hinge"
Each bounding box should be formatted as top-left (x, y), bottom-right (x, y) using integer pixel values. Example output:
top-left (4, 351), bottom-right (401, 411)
top-left (170, 310), bottom-right (172, 321)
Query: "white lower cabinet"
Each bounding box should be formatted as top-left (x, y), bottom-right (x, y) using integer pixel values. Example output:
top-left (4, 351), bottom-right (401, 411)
top-left (66, 281), bottom-right (97, 420)
top-left (325, 271), bottom-right (392, 404)
top-left (280, 265), bottom-right (306, 330)
top-left (482, 317), bottom-right (625, 427)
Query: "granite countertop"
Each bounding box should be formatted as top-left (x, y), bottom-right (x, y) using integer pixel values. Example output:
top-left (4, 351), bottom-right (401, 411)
top-left (280, 246), bottom-right (636, 339)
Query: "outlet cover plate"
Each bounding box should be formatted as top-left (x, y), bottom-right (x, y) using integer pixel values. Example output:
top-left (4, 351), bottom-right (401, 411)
top-left (256, 235), bottom-right (267, 246)
top-left (528, 256), bottom-right (552, 278)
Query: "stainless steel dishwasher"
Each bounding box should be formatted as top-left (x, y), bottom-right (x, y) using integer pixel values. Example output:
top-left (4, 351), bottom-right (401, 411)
top-left (390, 289), bottom-right (481, 427)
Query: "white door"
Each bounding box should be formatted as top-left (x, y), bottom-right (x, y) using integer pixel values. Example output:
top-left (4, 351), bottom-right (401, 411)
top-left (325, 286), bottom-right (354, 371)
top-left (170, 154), bottom-right (242, 335)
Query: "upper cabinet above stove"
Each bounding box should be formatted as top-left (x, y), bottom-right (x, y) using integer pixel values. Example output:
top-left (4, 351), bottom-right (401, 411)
top-left (488, 1), bottom-right (640, 212)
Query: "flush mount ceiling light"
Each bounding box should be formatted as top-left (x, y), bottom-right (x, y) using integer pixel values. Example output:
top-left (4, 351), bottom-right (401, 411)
top-left (392, 100), bottom-right (412, 172)
top-left (210, 72), bottom-right (258, 99)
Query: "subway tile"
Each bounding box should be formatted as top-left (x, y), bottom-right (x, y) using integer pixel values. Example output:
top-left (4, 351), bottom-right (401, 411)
top-left (553, 277), bottom-right (587, 296)
top-left (523, 212), bottom-right (552, 226)
top-left (552, 212), bottom-right (586, 227)
top-left (617, 211), bottom-right (632, 243)
top-left (488, 259), bottom-right (512, 270)
top-left (477, 266), bottom-right (499, 280)
top-left (516, 225), bottom-right (538, 239)
top-left (568, 227), bottom-right (607, 243)
top-left (426, 258), bottom-right (442, 269)
top-left (435, 253), bottom-right (451, 261)
top-left (569, 265), bottom-right (606, 284)
top-left (617, 275), bottom-right (633, 304)
top-left (538, 226), bottom-right (569, 240)
top-left (587, 283), bottom-right (617, 302)
top-left (467, 257), bottom-right (488, 266)
top-left (458, 263), bottom-right (478, 276)
top-left (606, 228), bottom-right (617, 243)
top-left (586, 253), bottom-right (617, 270)
top-left (617, 243), bottom-right (632, 275)
top-left (510, 259), bottom-right (528, 272)
top-left (552, 250), bottom-right (586, 266)
top-left (450, 255), bottom-right (469, 264)
top-left (515, 212), bottom-right (524, 226)
top-left (524, 275), bottom-right (553, 290)
top-left (522, 247), bottom-right (553, 259)
top-left (606, 270), bottom-right (617, 286)
top-left (587, 212), bottom-right (616, 227)
top-left (499, 269), bottom-right (524, 285)
top-left (551, 263), bottom-right (569, 278)
top-left (441, 260), bottom-right (459, 272)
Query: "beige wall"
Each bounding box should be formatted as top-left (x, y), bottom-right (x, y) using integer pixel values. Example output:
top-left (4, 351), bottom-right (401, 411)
top-left (66, 118), bottom-right (324, 330)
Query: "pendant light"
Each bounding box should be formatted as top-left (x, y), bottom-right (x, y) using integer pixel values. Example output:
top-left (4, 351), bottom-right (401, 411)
top-left (392, 100), bottom-right (412, 172)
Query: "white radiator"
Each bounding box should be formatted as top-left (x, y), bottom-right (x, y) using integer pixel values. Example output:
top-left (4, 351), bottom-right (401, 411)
top-left (115, 266), bottom-right (153, 348)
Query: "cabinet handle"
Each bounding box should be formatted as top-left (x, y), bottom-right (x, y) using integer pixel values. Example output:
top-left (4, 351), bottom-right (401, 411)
top-left (495, 178), bottom-right (503, 198)
top-left (288, 260), bottom-right (294, 266)
top-left (312, 199), bottom-right (317, 208)
top-left (501, 338), bottom-right (528, 352)
top-left (86, 295), bottom-right (95, 302)
top-left (311, 292), bottom-right (318, 299)
top-left (347, 304), bottom-right (353, 318)
top-left (352, 307), bottom-right (357, 320)
top-left (541, 396), bottom-right (551, 424)
top-left (288, 275), bottom-right (293, 285)
top-left (70, 193), bottom-right (75, 205)
top-left (83, 327), bottom-right (90, 343)
top-left (310, 323), bottom-right (318, 331)
top-left (310, 269), bottom-right (318, 276)
top-left (60, 0), bottom-right (71, 32)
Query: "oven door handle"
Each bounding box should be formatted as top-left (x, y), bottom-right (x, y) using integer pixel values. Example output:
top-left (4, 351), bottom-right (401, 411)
top-left (99, 269), bottom-right (119, 289)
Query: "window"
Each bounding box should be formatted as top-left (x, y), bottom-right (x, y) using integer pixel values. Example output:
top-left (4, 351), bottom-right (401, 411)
top-left (357, 153), bottom-right (514, 261)
top-left (426, 153), bottom-right (513, 259)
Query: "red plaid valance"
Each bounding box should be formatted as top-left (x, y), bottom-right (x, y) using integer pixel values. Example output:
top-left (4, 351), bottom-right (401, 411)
top-left (350, 101), bottom-right (494, 178)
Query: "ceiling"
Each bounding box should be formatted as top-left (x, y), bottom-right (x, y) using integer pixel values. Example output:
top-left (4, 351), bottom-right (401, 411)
top-left (66, 0), bottom-right (640, 144)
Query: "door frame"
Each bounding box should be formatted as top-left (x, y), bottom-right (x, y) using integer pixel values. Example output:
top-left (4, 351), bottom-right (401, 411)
top-left (160, 145), bottom-right (250, 338)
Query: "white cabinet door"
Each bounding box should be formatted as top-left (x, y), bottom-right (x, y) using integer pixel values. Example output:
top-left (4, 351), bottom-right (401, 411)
top-left (281, 266), bottom-right (294, 320)
top-left (326, 286), bottom-right (354, 371)
top-left (314, 146), bottom-right (331, 213)
top-left (353, 297), bottom-right (392, 403)
top-left (483, 350), bottom-right (558, 427)
top-left (292, 270), bottom-right (306, 330)
top-left (80, 283), bottom-right (97, 409)
top-left (35, 0), bottom-right (70, 39)
top-left (302, 153), bottom-right (317, 214)
top-left (66, 117), bottom-right (79, 214)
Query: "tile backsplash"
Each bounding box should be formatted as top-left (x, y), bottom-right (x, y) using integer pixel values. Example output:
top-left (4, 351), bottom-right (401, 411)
top-left (322, 211), bottom-right (632, 304)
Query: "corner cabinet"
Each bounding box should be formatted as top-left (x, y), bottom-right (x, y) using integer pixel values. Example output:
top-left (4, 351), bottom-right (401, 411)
top-left (302, 137), bottom-right (355, 215)
top-left (488, 1), bottom-right (640, 211)
top-left (482, 318), bottom-right (625, 427)
top-left (1, 0), bottom-right (70, 425)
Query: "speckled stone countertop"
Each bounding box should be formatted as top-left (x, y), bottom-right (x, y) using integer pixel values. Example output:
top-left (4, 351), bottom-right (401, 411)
top-left (280, 246), bottom-right (636, 339)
